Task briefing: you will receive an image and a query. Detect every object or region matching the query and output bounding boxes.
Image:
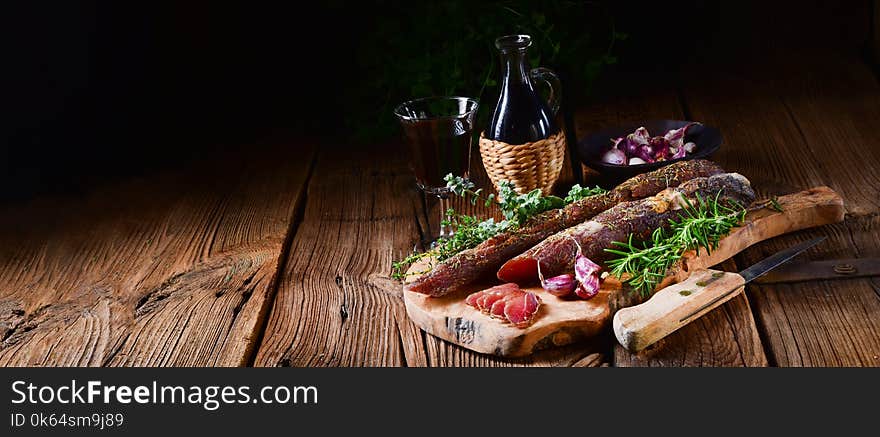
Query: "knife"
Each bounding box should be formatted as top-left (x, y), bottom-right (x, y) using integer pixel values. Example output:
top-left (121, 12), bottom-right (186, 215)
top-left (613, 236), bottom-right (826, 352)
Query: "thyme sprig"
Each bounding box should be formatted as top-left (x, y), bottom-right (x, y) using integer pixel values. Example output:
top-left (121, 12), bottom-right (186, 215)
top-left (391, 209), bottom-right (510, 280)
top-left (604, 191), bottom-right (747, 296)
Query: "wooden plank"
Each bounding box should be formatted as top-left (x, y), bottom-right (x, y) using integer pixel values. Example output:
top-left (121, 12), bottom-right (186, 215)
top-left (682, 52), bottom-right (880, 366)
top-left (253, 144), bottom-right (429, 366)
top-left (0, 143), bottom-right (314, 366)
top-left (741, 217), bottom-right (880, 366)
top-left (684, 54), bottom-right (880, 215)
top-left (770, 53), bottom-right (880, 216)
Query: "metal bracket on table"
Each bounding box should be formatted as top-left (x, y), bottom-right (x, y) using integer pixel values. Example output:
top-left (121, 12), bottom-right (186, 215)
top-left (752, 258), bottom-right (880, 284)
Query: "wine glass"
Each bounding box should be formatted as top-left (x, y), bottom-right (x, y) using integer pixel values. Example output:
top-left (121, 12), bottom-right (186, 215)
top-left (394, 96), bottom-right (479, 240)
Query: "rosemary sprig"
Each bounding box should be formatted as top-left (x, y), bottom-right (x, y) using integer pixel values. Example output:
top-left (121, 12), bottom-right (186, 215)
top-left (604, 191), bottom-right (747, 296)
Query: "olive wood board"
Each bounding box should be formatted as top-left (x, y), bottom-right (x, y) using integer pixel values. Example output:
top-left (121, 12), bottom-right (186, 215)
top-left (403, 186), bottom-right (845, 357)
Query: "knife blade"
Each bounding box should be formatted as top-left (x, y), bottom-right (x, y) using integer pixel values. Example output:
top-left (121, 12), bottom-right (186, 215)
top-left (613, 237), bottom-right (826, 352)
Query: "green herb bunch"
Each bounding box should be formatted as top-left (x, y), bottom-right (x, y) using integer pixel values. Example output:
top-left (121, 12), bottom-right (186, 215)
top-left (391, 209), bottom-right (508, 280)
top-left (391, 175), bottom-right (607, 280)
top-left (604, 191), bottom-right (747, 296)
top-left (445, 174), bottom-right (606, 227)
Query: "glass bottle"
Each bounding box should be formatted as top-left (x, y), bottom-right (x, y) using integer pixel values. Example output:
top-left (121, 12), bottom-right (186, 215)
top-left (486, 34), bottom-right (561, 144)
top-left (481, 34), bottom-right (565, 195)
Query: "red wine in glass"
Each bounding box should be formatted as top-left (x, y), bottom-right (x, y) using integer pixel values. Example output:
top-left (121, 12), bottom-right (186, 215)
top-left (395, 96), bottom-right (479, 239)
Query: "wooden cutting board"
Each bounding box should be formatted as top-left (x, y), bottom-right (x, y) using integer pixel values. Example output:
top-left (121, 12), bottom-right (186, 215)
top-left (403, 186), bottom-right (845, 357)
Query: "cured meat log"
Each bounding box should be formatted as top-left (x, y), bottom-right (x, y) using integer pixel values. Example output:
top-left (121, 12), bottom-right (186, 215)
top-left (465, 283), bottom-right (541, 328)
top-left (405, 159), bottom-right (725, 297)
top-left (497, 173), bottom-right (757, 284)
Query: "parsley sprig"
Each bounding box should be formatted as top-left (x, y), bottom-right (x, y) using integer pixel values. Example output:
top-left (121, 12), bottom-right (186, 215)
top-left (604, 191), bottom-right (747, 296)
top-left (444, 174), bottom-right (606, 227)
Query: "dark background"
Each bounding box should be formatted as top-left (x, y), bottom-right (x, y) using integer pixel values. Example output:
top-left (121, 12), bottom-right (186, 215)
top-left (2, 1), bottom-right (874, 202)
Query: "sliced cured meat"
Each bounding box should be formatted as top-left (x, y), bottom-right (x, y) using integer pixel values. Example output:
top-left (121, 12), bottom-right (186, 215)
top-left (478, 291), bottom-right (508, 313)
top-left (464, 290), bottom-right (484, 307)
top-left (497, 173), bottom-right (756, 284)
top-left (489, 292), bottom-right (519, 319)
top-left (475, 283), bottom-right (519, 312)
top-left (405, 160), bottom-right (725, 297)
top-left (504, 292), bottom-right (541, 327)
top-left (464, 284), bottom-right (542, 328)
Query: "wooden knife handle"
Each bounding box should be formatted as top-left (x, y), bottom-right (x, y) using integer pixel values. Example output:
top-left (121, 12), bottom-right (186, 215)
top-left (613, 269), bottom-right (746, 352)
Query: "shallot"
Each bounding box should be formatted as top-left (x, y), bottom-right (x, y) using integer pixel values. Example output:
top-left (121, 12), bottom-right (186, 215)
top-left (600, 147), bottom-right (627, 165)
top-left (601, 123), bottom-right (701, 166)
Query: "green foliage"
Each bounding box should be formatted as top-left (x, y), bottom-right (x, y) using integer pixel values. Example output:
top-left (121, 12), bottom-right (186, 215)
top-left (604, 191), bottom-right (748, 296)
top-left (564, 183), bottom-right (609, 203)
top-left (496, 181), bottom-right (565, 226)
top-left (391, 174), bottom-right (607, 280)
top-left (437, 210), bottom-right (512, 261)
top-left (349, 1), bottom-right (623, 141)
top-left (391, 210), bottom-right (510, 280)
top-left (445, 173), bottom-right (603, 227)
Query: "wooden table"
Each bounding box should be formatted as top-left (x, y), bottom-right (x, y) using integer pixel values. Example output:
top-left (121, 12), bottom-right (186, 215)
top-left (2, 50), bottom-right (879, 367)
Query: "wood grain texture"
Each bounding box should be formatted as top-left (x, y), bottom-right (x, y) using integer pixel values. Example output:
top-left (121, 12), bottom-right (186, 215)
top-left (768, 52), bottom-right (880, 216)
top-left (683, 53), bottom-right (880, 366)
top-left (0, 143), bottom-right (314, 366)
top-left (741, 216), bottom-right (880, 366)
top-left (253, 145), bottom-right (428, 367)
top-left (683, 53), bottom-right (880, 214)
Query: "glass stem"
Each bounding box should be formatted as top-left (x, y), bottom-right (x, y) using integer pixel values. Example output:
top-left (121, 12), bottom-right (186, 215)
top-left (438, 194), bottom-right (452, 239)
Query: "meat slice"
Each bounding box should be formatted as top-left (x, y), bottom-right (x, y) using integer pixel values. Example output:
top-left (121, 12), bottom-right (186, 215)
top-left (475, 283), bottom-right (519, 313)
top-left (405, 160), bottom-right (725, 297)
top-left (497, 173), bottom-right (757, 284)
top-left (489, 291), bottom-right (519, 319)
top-left (464, 290), bottom-right (484, 308)
top-left (504, 292), bottom-right (541, 327)
top-left (465, 284), bottom-right (542, 328)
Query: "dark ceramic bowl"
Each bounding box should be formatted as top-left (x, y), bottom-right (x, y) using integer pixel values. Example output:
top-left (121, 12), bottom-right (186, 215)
top-left (577, 120), bottom-right (722, 187)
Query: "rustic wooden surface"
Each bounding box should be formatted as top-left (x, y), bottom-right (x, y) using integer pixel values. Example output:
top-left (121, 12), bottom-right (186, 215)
top-left (0, 143), bottom-right (314, 366)
top-left (2, 50), bottom-right (879, 367)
